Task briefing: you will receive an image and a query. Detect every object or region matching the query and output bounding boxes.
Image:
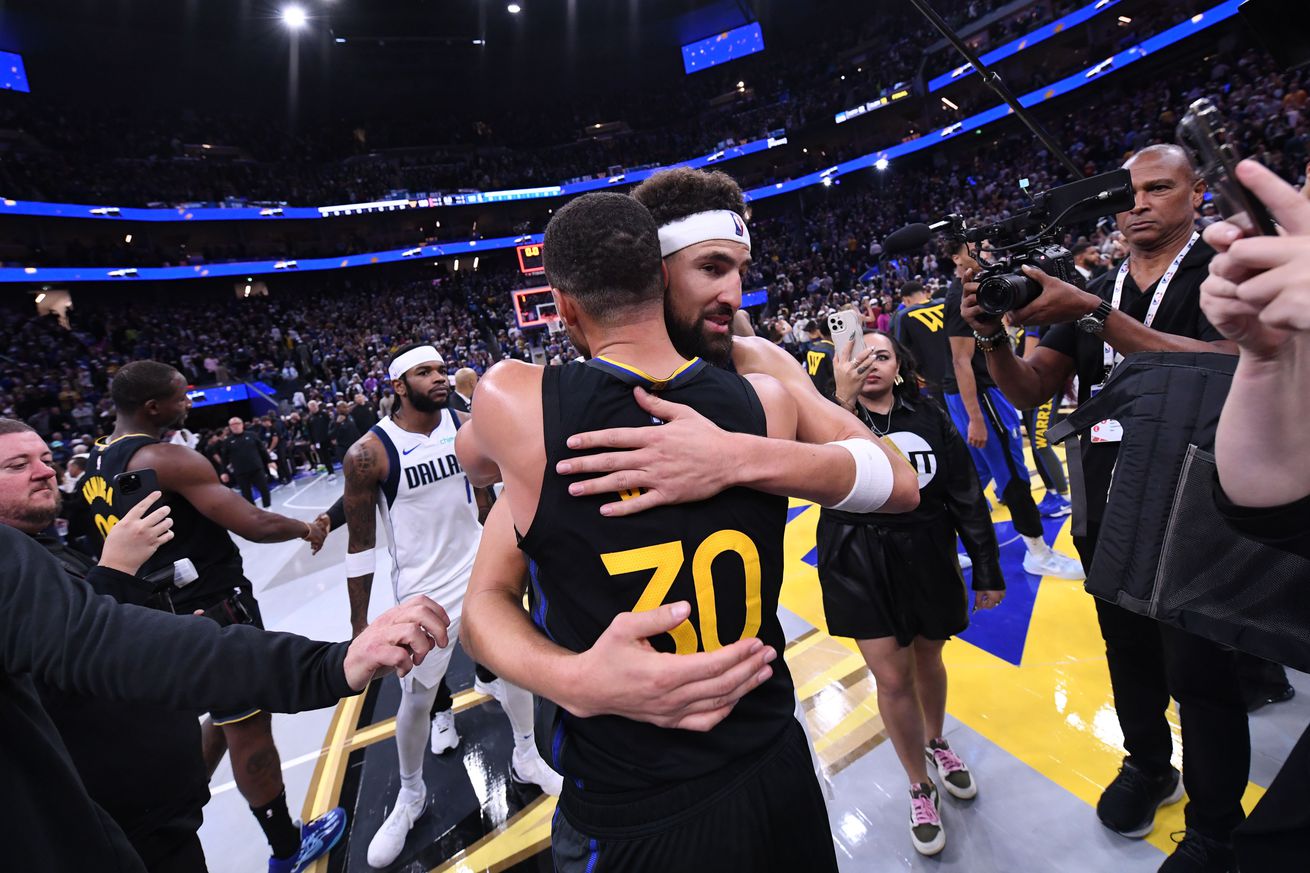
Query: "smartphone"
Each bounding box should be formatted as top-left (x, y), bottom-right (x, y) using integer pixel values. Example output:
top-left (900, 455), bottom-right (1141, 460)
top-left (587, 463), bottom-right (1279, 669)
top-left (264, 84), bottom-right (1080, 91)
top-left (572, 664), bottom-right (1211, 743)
top-left (112, 469), bottom-right (164, 516)
top-left (828, 310), bottom-right (866, 360)
top-left (1176, 98), bottom-right (1278, 236)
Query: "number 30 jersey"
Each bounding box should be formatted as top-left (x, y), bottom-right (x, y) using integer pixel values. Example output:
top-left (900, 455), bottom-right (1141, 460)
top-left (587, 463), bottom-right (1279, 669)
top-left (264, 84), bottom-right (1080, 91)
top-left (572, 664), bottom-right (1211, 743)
top-left (517, 357), bottom-right (792, 792)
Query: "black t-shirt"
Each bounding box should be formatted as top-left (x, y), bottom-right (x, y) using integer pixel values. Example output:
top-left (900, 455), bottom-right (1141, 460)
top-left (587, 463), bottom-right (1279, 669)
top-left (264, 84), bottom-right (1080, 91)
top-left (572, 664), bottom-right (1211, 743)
top-left (1040, 239), bottom-right (1222, 521)
top-left (221, 432), bottom-right (268, 475)
top-left (801, 339), bottom-right (837, 401)
top-left (943, 280), bottom-right (997, 394)
top-left (894, 299), bottom-right (952, 394)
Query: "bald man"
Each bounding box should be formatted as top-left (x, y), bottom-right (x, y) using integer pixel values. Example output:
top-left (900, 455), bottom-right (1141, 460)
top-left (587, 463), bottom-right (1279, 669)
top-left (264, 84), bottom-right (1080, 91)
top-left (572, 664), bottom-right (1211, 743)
top-left (961, 143), bottom-right (1247, 869)
top-left (448, 368), bottom-right (478, 414)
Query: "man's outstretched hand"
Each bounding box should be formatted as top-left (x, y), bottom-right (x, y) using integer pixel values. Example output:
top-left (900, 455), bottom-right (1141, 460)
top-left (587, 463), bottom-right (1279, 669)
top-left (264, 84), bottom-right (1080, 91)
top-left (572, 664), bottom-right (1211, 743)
top-left (343, 595), bottom-right (451, 691)
top-left (556, 387), bottom-right (740, 517)
top-left (566, 601), bottom-right (777, 732)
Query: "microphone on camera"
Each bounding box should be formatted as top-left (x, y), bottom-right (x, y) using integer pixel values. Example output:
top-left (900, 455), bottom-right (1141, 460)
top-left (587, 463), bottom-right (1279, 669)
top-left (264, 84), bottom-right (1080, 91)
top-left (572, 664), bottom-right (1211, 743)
top-left (882, 222), bottom-right (933, 255)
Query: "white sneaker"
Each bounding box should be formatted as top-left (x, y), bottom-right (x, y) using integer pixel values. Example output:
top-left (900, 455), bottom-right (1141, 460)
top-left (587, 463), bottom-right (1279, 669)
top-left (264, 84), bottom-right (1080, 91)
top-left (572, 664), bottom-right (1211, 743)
top-left (1022, 548), bottom-right (1085, 580)
top-left (909, 782), bottom-right (945, 856)
top-left (511, 745), bottom-right (564, 797)
top-left (430, 709), bottom-right (459, 755)
top-left (366, 788), bottom-right (426, 868)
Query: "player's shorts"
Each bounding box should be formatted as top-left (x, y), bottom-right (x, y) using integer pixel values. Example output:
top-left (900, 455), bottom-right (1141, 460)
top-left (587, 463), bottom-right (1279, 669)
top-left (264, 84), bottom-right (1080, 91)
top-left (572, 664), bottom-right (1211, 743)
top-left (551, 719), bottom-right (837, 873)
top-left (401, 614), bottom-right (462, 695)
top-left (816, 510), bottom-right (969, 645)
top-left (192, 587), bottom-right (266, 726)
top-left (944, 386), bottom-right (1029, 495)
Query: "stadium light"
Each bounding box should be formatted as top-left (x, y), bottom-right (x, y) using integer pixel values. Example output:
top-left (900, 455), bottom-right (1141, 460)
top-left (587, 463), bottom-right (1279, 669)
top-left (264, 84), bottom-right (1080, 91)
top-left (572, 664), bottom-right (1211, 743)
top-left (507, 3), bottom-right (522, 13)
top-left (282, 5), bottom-right (308, 29)
top-left (875, 157), bottom-right (889, 171)
top-left (35, 293), bottom-right (46, 303)
top-left (942, 97), bottom-right (959, 110)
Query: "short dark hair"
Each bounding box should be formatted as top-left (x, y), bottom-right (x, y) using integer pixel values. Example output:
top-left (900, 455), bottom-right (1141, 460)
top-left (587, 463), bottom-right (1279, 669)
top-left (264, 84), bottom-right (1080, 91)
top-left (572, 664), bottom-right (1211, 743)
top-left (0, 418), bottom-right (35, 437)
top-left (1072, 241), bottom-right (1097, 258)
top-left (542, 192), bottom-right (663, 323)
top-left (900, 280), bottom-right (925, 298)
top-left (110, 361), bottom-right (182, 413)
top-left (629, 167), bottom-right (747, 228)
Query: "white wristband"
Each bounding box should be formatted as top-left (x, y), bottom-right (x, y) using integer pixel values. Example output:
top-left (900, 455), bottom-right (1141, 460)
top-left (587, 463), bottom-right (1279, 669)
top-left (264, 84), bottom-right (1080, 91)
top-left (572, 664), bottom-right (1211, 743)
top-left (344, 548), bottom-right (376, 578)
top-left (826, 438), bottom-right (895, 514)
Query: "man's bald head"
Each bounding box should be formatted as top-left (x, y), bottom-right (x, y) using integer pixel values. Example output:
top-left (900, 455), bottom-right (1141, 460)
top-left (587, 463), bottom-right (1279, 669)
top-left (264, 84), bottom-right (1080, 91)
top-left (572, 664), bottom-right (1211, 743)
top-left (1124, 143), bottom-right (1199, 182)
top-left (1117, 143), bottom-right (1205, 253)
top-left (454, 368), bottom-right (478, 395)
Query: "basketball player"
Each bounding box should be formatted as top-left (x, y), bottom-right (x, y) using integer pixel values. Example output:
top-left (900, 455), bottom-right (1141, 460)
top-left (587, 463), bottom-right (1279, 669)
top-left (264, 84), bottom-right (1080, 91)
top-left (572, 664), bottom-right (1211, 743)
top-left (458, 167), bottom-right (919, 735)
top-left (77, 361), bottom-right (343, 873)
top-left (457, 191), bottom-right (842, 871)
top-left (341, 343), bottom-right (561, 869)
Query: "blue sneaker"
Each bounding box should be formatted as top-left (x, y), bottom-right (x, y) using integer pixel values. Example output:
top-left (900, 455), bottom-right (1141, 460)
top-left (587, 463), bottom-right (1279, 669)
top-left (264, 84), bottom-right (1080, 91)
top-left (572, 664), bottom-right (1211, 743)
top-left (1037, 492), bottom-right (1072, 518)
top-left (268, 807), bottom-right (348, 873)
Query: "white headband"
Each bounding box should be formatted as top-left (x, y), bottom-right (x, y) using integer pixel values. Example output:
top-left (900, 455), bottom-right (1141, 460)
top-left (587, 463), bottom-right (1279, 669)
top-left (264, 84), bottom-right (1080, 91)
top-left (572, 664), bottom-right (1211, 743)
top-left (389, 346), bottom-right (444, 381)
top-left (658, 209), bottom-right (751, 257)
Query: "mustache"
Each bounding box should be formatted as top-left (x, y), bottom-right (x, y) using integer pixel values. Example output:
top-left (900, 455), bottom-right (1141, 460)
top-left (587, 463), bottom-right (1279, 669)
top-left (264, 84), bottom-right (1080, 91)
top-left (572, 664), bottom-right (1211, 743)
top-left (703, 304), bottom-right (734, 321)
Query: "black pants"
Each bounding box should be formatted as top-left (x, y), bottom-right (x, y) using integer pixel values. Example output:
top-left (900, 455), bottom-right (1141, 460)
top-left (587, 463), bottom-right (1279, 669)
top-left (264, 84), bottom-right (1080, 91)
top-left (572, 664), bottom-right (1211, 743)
top-left (552, 720), bottom-right (836, 873)
top-left (1076, 523), bottom-right (1250, 840)
top-left (234, 469), bottom-right (271, 508)
top-left (134, 814), bottom-right (208, 873)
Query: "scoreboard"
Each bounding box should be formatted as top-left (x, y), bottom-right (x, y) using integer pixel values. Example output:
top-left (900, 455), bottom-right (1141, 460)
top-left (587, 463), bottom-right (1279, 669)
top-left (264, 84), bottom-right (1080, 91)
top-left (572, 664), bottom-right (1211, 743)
top-left (511, 286), bottom-right (558, 329)
top-left (516, 243), bottom-right (545, 274)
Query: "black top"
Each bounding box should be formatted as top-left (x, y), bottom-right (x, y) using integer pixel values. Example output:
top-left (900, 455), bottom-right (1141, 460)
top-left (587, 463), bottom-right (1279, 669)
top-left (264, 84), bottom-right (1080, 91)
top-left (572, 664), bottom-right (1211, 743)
top-left (350, 404), bottom-right (379, 435)
top-left (894, 299), bottom-right (952, 394)
top-left (330, 415), bottom-right (362, 453)
top-left (221, 431), bottom-right (271, 476)
top-left (306, 409), bottom-right (332, 444)
top-left (1214, 481), bottom-right (1310, 560)
top-left (1041, 239), bottom-right (1221, 521)
top-left (33, 534), bottom-right (210, 852)
top-left (824, 396), bottom-right (1004, 590)
top-left (81, 434), bottom-right (247, 610)
top-left (801, 339), bottom-right (837, 400)
top-left (518, 358), bottom-right (792, 792)
top-left (0, 525), bottom-right (353, 873)
top-left (943, 280), bottom-right (997, 394)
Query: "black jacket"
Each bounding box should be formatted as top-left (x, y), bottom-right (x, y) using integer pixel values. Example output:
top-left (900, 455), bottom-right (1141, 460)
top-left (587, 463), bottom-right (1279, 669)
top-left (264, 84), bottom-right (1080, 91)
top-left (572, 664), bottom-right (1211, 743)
top-left (34, 534), bottom-right (210, 857)
top-left (306, 410), bottom-right (332, 445)
top-left (220, 431), bottom-right (271, 476)
top-left (0, 525), bottom-right (354, 872)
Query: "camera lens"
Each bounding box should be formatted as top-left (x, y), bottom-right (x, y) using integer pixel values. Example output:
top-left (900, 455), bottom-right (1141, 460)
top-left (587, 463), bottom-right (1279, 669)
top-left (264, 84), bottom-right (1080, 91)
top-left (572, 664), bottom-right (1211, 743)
top-left (976, 273), bottom-right (1037, 316)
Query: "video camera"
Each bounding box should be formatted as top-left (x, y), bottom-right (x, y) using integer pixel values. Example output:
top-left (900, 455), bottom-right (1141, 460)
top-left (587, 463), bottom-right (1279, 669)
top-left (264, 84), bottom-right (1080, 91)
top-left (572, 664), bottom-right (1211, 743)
top-left (940, 168), bottom-right (1136, 316)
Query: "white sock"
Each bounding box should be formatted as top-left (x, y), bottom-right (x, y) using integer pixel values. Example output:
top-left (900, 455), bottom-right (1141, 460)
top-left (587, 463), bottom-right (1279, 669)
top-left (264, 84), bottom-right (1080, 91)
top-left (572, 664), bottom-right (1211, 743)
top-left (1022, 535), bottom-right (1051, 557)
top-left (395, 680), bottom-right (441, 799)
top-left (499, 681), bottom-right (537, 756)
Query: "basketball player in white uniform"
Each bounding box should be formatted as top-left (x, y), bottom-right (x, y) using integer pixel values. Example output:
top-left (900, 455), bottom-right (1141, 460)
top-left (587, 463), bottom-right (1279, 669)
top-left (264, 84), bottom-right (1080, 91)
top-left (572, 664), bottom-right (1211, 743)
top-left (341, 343), bottom-right (562, 868)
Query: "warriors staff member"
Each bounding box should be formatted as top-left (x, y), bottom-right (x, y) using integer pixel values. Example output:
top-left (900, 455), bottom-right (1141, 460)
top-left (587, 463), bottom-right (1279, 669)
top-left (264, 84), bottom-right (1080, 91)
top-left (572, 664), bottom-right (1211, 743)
top-left (78, 361), bottom-right (339, 872)
top-left (960, 144), bottom-right (1246, 871)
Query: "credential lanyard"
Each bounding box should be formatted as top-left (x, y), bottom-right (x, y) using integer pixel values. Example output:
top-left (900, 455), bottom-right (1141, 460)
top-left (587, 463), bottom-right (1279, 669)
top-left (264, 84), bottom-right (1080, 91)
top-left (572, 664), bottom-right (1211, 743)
top-left (1102, 231), bottom-right (1199, 377)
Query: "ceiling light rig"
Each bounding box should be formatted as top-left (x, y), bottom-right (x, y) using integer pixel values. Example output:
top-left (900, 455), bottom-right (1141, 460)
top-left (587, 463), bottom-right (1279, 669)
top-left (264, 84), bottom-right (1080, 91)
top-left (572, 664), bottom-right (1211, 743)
top-left (281, 5), bottom-right (308, 29)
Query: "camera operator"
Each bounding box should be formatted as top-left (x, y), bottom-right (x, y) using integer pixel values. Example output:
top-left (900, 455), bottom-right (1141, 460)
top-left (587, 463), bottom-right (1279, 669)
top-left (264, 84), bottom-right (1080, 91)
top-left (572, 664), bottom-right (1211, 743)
top-left (960, 143), bottom-right (1245, 871)
top-left (1199, 156), bottom-right (1310, 873)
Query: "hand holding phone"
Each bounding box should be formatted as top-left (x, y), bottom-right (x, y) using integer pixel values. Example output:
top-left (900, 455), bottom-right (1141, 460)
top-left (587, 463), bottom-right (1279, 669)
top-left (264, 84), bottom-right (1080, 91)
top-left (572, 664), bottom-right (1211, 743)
top-left (828, 310), bottom-right (866, 361)
top-left (1177, 98), bottom-right (1278, 237)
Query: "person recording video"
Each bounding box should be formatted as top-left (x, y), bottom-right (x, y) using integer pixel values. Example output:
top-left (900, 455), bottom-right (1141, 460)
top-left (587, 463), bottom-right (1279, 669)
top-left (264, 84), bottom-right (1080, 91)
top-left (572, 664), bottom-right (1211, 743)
top-left (1200, 156), bottom-right (1310, 873)
top-left (959, 143), bottom-right (1248, 870)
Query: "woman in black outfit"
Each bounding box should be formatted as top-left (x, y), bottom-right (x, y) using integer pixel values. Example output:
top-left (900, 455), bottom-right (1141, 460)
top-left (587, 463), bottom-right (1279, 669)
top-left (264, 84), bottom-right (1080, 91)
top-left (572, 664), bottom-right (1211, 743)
top-left (819, 329), bottom-right (1005, 857)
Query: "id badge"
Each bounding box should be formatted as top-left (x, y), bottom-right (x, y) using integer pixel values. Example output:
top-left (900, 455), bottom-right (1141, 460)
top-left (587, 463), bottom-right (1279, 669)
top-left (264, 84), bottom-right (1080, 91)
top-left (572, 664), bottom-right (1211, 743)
top-left (1090, 419), bottom-right (1124, 443)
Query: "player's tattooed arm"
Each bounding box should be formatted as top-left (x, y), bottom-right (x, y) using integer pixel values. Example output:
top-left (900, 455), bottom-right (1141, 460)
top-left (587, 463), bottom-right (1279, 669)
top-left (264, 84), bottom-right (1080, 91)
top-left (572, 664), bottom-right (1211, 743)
top-left (343, 434), bottom-right (384, 639)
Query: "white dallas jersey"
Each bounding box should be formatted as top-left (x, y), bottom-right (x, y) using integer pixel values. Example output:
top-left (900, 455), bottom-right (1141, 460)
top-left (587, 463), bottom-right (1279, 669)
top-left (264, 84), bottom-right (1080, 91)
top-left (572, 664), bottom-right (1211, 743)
top-left (371, 412), bottom-right (481, 608)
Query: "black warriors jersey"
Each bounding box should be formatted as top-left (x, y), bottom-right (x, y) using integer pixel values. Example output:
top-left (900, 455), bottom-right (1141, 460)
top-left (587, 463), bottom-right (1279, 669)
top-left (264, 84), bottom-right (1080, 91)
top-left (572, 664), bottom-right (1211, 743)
top-left (81, 434), bottom-right (246, 608)
top-left (517, 357), bottom-right (793, 792)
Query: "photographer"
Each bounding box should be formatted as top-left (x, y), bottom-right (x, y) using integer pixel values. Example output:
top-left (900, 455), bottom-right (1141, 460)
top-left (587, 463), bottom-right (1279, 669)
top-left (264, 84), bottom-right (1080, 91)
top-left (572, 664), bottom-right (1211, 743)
top-left (1200, 157), bottom-right (1310, 871)
top-left (960, 144), bottom-right (1244, 871)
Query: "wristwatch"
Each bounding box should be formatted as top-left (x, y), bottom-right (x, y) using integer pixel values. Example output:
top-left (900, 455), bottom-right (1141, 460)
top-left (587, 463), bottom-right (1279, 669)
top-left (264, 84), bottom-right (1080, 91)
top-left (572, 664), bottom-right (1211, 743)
top-left (1077, 299), bottom-right (1115, 334)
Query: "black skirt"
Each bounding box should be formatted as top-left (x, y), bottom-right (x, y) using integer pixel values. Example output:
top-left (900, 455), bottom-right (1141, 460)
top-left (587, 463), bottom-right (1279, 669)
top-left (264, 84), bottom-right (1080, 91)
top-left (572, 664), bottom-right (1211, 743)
top-left (816, 511), bottom-right (970, 645)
